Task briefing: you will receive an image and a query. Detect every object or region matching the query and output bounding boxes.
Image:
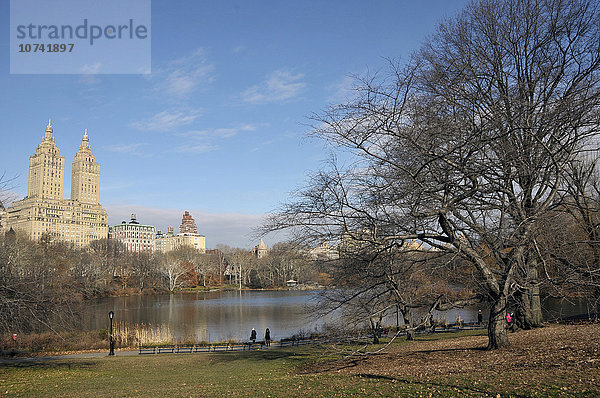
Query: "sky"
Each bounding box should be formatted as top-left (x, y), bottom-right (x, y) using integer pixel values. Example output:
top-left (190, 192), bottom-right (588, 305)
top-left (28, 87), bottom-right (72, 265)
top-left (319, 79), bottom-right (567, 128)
top-left (0, 0), bottom-right (469, 248)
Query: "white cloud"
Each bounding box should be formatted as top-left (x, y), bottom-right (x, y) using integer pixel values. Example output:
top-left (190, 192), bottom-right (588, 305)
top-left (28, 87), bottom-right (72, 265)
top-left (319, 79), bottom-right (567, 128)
top-left (153, 49), bottom-right (214, 98)
top-left (105, 204), bottom-right (270, 248)
top-left (241, 69), bottom-right (306, 104)
top-left (80, 62), bottom-right (102, 74)
top-left (78, 63), bottom-right (103, 85)
top-left (177, 143), bottom-right (218, 153)
top-left (131, 109), bottom-right (202, 131)
top-left (177, 124), bottom-right (257, 153)
top-left (328, 75), bottom-right (357, 103)
top-left (103, 143), bottom-right (149, 154)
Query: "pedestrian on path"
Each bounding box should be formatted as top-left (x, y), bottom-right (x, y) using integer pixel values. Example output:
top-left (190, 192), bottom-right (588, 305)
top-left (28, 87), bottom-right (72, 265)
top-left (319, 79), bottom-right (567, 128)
top-left (250, 328), bottom-right (257, 344)
top-left (265, 328), bottom-right (271, 347)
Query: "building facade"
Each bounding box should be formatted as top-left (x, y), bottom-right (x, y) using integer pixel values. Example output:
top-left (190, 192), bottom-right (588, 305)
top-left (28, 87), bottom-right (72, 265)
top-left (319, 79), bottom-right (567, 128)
top-left (109, 214), bottom-right (155, 253)
top-left (5, 121), bottom-right (108, 246)
top-left (179, 211), bottom-right (197, 233)
top-left (252, 239), bottom-right (269, 258)
top-left (155, 211), bottom-right (206, 253)
top-left (308, 241), bottom-right (339, 261)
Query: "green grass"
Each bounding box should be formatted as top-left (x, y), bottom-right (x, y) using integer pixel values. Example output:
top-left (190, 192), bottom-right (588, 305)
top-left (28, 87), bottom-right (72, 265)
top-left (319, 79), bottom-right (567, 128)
top-left (0, 349), bottom-right (479, 397)
top-left (1, 328), bottom-right (597, 397)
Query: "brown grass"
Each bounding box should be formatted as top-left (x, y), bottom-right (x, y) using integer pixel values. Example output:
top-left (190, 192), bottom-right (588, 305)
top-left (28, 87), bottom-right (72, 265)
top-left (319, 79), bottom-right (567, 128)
top-left (307, 323), bottom-right (600, 395)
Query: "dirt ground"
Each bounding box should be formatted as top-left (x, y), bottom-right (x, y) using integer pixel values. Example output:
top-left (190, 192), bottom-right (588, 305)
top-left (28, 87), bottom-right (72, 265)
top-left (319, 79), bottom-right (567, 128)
top-left (311, 323), bottom-right (600, 395)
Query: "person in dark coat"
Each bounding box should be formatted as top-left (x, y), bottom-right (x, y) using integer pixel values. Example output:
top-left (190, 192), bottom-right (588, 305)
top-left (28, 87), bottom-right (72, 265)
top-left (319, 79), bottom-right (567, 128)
top-left (265, 328), bottom-right (271, 347)
top-left (478, 309), bottom-right (483, 325)
top-left (250, 328), bottom-right (257, 343)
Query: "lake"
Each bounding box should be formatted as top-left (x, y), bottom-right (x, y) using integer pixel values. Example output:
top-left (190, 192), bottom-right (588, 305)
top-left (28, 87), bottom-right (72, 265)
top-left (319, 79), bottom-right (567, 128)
top-left (81, 290), bottom-right (327, 342)
top-left (79, 290), bottom-right (594, 342)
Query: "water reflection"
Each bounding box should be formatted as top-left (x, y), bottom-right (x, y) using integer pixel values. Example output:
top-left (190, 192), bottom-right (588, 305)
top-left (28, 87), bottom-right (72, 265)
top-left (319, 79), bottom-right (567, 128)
top-left (82, 290), bottom-right (324, 342)
top-left (79, 291), bottom-right (593, 342)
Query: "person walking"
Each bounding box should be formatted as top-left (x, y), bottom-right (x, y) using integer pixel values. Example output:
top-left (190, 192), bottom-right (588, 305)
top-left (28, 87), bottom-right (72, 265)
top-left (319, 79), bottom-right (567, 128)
top-left (250, 328), bottom-right (257, 344)
top-left (478, 309), bottom-right (483, 325)
top-left (265, 328), bottom-right (271, 347)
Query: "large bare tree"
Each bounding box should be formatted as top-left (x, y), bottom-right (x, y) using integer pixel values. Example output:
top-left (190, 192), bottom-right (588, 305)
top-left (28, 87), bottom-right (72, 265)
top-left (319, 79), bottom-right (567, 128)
top-left (265, 0), bottom-right (600, 348)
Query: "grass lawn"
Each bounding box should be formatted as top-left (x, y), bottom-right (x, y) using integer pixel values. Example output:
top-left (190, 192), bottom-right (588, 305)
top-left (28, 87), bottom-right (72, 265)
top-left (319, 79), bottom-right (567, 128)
top-left (1, 324), bottom-right (598, 397)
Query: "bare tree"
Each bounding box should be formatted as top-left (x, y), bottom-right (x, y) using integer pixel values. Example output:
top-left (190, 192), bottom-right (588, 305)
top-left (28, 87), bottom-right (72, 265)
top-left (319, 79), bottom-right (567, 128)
top-left (536, 156), bottom-right (600, 314)
top-left (159, 248), bottom-right (198, 292)
top-left (220, 247), bottom-right (255, 289)
top-left (264, 0), bottom-right (600, 348)
top-left (129, 252), bottom-right (158, 292)
top-left (0, 232), bottom-right (81, 334)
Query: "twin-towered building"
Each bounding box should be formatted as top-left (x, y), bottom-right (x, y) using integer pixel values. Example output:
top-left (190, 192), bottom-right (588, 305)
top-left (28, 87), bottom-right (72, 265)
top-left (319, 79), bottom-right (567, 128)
top-left (2, 121), bottom-right (207, 254)
top-left (4, 121), bottom-right (108, 246)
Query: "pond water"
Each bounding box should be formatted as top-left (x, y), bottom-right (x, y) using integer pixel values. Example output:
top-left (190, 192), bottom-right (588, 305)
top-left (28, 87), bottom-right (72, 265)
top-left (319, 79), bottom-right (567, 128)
top-left (79, 290), bottom-right (593, 342)
top-left (81, 290), bottom-right (327, 342)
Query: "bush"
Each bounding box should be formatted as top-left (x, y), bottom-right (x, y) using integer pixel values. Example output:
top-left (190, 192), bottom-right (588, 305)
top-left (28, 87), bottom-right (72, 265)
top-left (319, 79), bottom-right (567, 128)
top-left (98, 329), bottom-right (108, 340)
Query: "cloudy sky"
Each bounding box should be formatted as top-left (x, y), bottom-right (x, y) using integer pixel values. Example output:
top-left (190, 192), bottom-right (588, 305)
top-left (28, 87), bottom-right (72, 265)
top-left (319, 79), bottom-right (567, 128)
top-left (1, 0), bottom-right (468, 248)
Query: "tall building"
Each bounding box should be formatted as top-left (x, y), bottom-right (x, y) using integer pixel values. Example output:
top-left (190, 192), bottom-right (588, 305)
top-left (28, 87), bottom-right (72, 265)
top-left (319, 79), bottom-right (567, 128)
top-left (5, 121), bottom-right (108, 246)
top-left (179, 211), bottom-right (198, 233)
top-left (109, 213), bottom-right (155, 253)
top-left (155, 211), bottom-right (206, 253)
top-left (71, 130), bottom-right (100, 204)
top-left (252, 239), bottom-right (269, 258)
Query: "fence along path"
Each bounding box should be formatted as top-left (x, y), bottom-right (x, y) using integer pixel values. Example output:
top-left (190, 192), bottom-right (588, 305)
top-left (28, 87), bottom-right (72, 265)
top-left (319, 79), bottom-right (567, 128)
top-left (138, 339), bottom-right (314, 354)
top-left (137, 323), bottom-right (488, 355)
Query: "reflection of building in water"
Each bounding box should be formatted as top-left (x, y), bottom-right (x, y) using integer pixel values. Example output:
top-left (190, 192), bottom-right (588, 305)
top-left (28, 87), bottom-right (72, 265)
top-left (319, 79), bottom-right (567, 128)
top-left (109, 213), bottom-right (156, 253)
top-left (5, 121), bottom-right (108, 246)
top-left (155, 211), bottom-right (206, 253)
top-left (252, 239), bottom-right (269, 258)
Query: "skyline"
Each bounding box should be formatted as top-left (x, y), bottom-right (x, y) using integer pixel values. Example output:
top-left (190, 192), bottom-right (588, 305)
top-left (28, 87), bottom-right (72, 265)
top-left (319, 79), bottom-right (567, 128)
top-left (0, 0), bottom-right (469, 248)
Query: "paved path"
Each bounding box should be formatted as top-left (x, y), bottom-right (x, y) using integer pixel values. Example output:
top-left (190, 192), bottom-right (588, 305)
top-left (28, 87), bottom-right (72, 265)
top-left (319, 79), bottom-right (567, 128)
top-left (1, 324), bottom-right (488, 365)
top-left (0, 349), bottom-right (139, 364)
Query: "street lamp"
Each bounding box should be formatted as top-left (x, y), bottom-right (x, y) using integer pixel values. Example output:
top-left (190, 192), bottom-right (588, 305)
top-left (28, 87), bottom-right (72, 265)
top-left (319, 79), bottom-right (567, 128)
top-left (108, 310), bottom-right (115, 356)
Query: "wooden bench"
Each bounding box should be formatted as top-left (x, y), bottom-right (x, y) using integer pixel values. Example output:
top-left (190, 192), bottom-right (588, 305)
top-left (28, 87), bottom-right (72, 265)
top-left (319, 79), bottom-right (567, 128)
top-left (176, 345), bottom-right (194, 353)
top-left (138, 346), bottom-right (156, 355)
top-left (193, 346), bottom-right (211, 353)
top-left (244, 341), bottom-right (265, 350)
top-left (157, 345), bottom-right (175, 354)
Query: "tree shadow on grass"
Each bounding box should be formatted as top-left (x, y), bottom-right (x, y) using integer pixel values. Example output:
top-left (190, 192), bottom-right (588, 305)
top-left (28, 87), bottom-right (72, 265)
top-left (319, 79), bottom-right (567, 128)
top-left (0, 358), bottom-right (97, 370)
top-left (301, 344), bottom-right (488, 375)
top-left (404, 345), bottom-right (488, 355)
top-left (208, 348), bottom-right (313, 364)
top-left (354, 373), bottom-right (531, 398)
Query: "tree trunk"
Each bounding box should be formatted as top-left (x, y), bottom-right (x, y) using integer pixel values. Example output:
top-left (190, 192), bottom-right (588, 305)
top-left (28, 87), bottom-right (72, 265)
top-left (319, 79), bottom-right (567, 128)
top-left (400, 306), bottom-right (414, 341)
top-left (528, 266), bottom-right (543, 325)
top-left (515, 264), bottom-right (542, 329)
top-left (369, 317), bottom-right (380, 344)
top-left (487, 297), bottom-right (509, 349)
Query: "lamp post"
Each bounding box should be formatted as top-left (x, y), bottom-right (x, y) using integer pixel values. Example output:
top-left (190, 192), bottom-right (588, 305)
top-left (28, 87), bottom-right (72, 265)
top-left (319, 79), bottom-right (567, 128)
top-left (108, 310), bottom-right (115, 356)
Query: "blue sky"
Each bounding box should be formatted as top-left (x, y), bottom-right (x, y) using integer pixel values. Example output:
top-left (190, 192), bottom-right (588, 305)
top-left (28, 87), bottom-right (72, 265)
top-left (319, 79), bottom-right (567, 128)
top-left (1, 0), bottom-right (469, 248)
